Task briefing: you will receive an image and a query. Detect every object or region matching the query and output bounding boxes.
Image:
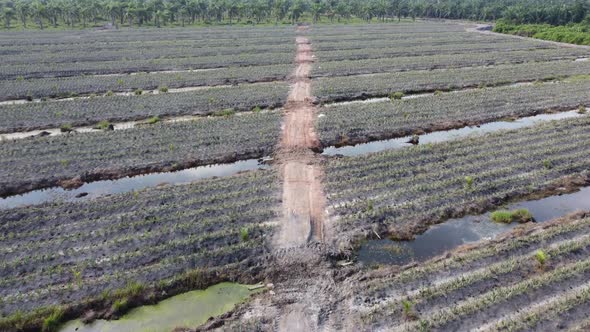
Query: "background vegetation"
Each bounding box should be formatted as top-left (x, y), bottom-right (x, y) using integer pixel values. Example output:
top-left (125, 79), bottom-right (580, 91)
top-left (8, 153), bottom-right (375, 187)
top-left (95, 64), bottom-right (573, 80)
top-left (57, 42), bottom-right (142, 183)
top-left (0, 0), bottom-right (589, 30)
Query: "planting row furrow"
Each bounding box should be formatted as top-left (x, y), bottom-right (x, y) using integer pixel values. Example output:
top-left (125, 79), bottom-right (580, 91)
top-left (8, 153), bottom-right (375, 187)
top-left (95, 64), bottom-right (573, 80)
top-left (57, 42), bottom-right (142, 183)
top-left (349, 213), bottom-right (590, 331)
top-left (318, 79), bottom-right (590, 147)
top-left (326, 123), bottom-right (585, 195)
top-left (0, 43), bottom-right (295, 66)
top-left (364, 232), bottom-right (590, 323)
top-left (0, 51), bottom-right (294, 80)
top-left (313, 48), bottom-right (588, 77)
top-left (0, 82), bottom-right (288, 133)
top-left (325, 117), bottom-right (590, 243)
top-left (0, 170), bottom-right (280, 317)
top-left (313, 60), bottom-right (590, 103)
top-left (0, 111), bottom-right (282, 196)
top-left (0, 64), bottom-right (292, 101)
top-left (314, 42), bottom-right (553, 60)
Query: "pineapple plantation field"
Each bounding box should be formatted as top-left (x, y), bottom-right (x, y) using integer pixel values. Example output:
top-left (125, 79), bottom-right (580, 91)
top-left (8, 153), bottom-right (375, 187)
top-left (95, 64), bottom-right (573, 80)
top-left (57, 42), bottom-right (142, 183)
top-left (1, 20), bottom-right (590, 332)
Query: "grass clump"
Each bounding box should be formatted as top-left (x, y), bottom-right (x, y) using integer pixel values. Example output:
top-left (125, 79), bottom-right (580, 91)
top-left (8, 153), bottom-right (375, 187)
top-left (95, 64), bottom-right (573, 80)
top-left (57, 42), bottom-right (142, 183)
top-left (464, 176), bottom-right (474, 190)
top-left (389, 91), bottom-right (405, 100)
top-left (159, 86), bottom-right (169, 93)
top-left (146, 116), bottom-right (160, 124)
top-left (240, 228), bottom-right (249, 242)
top-left (491, 209), bottom-right (534, 224)
top-left (42, 307), bottom-right (64, 332)
top-left (133, 89), bottom-right (143, 95)
top-left (402, 299), bottom-right (418, 321)
top-left (252, 106), bottom-right (262, 113)
top-left (213, 108), bottom-right (236, 117)
top-left (111, 298), bottom-right (128, 313)
top-left (60, 124), bottom-right (73, 132)
top-left (95, 120), bottom-right (112, 130)
top-left (535, 249), bottom-right (547, 266)
top-left (543, 159), bottom-right (553, 169)
top-left (579, 105), bottom-right (587, 114)
top-left (105, 90), bottom-right (114, 97)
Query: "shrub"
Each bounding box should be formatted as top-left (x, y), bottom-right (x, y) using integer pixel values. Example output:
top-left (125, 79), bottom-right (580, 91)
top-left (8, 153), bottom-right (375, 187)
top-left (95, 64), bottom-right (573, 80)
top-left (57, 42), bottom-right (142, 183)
top-left (159, 86), bottom-right (169, 93)
top-left (252, 106), bottom-right (262, 113)
top-left (390, 91), bottom-right (405, 100)
top-left (134, 89), bottom-right (143, 95)
top-left (105, 90), bottom-right (114, 96)
top-left (579, 105), bottom-right (587, 114)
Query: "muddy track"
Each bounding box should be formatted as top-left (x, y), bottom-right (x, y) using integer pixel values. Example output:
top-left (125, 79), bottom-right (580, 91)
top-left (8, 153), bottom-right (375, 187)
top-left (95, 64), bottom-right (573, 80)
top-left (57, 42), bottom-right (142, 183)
top-left (275, 28), bottom-right (327, 248)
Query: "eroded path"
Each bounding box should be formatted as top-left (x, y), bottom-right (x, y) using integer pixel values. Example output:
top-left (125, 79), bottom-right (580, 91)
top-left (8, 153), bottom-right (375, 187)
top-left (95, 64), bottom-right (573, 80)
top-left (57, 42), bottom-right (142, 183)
top-left (276, 29), bottom-right (326, 248)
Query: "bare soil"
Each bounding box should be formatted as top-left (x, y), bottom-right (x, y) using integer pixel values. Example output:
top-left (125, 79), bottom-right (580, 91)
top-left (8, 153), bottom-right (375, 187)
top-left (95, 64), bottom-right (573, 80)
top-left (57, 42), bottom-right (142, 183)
top-left (275, 32), bottom-right (327, 248)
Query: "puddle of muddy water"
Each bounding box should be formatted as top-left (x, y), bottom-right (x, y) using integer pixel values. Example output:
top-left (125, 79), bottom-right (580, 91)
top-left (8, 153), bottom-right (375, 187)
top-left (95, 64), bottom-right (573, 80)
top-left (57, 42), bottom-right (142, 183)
top-left (59, 282), bottom-right (257, 332)
top-left (322, 110), bottom-right (582, 157)
top-left (0, 159), bottom-right (269, 209)
top-left (358, 187), bottom-right (590, 266)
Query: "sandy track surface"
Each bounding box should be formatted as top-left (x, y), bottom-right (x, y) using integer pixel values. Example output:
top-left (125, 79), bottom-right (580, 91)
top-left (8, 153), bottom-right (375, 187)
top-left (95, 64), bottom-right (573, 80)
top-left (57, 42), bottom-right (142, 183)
top-left (276, 32), bottom-right (326, 249)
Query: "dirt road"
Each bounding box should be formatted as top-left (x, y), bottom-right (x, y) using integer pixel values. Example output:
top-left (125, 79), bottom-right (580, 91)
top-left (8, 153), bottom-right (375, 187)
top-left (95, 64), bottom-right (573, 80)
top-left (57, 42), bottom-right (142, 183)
top-left (276, 30), bottom-right (326, 248)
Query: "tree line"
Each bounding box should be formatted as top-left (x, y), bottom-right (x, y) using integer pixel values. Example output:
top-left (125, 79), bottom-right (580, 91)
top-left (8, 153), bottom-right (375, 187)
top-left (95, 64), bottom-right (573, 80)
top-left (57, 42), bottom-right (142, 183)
top-left (0, 0), bottom-right (588, 30)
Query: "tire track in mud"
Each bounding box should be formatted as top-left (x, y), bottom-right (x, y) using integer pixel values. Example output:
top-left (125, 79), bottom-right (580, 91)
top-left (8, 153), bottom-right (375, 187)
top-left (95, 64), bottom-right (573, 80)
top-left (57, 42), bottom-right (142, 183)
top-left (275, 27), bottom-right (327, 248)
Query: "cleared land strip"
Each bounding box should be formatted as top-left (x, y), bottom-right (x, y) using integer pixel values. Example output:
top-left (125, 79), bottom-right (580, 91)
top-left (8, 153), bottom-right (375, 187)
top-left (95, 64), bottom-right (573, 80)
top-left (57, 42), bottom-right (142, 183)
top-left (0, 64), bottom-right (292, 101)
top-left (317, 79), bottom-right (590, 147)
top-left (324, 116), bottom-right (590, 247)
top-left (276, 30), bottom-right (326, 248)
top-left (0, 111), bottom-right (281, 196)
top-left (0, 82), bottom-right (288, 133)
top-left (345, 212), bottom-right (590, 331)
top-left (314, 59), bottom-right (590, 103)
top-left (0, 171), bottom-right (280, 328)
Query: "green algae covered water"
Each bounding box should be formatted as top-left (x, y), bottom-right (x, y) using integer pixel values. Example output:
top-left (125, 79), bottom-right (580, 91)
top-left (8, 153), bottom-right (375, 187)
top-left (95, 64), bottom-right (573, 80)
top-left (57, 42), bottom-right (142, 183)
top-left (59, 283), bottom-right (255, 332)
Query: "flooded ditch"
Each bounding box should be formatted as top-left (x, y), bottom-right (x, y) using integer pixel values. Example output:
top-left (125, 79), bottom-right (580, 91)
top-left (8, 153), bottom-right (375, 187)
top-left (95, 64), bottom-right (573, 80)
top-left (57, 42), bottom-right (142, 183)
top-left (58, 282), bottom-right (260, 332)
top-left (322, 110), bottom-right (582, 157)
top-left (0, 158), bottom-right (270, 209)
top-left (358, 186), bottom-right (590, 266)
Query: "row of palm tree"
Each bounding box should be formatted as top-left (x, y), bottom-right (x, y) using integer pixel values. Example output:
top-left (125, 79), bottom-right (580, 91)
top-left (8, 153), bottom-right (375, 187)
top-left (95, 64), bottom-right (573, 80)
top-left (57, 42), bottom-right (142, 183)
top-left (0, 0), bottom-right (587, 30)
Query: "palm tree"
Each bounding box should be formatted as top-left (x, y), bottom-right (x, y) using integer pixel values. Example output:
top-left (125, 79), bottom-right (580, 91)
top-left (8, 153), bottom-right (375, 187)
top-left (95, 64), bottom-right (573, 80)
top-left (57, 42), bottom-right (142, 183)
top-left (15, 0), bottom-right (28, 28)
top-left (31, 0), bottom-right (46, 29)
top-left (2, 5), bottom-right (15, 29)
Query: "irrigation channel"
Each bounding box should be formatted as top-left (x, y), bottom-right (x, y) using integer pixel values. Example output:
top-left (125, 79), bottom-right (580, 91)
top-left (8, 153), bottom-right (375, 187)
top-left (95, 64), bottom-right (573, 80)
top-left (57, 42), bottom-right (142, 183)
top-left (358, 185), bottom-right (590, 266)
top-left (322, 110), bottom-right (583, 156)
top-left (0, 158), bottom-right (270, 209)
